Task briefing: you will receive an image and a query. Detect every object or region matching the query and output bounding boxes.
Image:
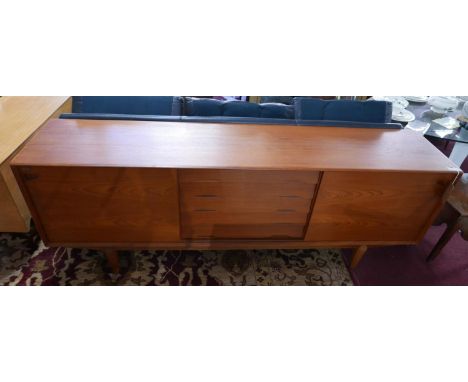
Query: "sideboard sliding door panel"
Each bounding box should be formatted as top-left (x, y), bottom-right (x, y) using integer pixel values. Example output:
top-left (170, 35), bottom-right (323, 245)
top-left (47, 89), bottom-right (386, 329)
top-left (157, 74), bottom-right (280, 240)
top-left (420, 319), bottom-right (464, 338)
top-left (179, 169), bottom-right (319, 239)
top-left (306, 171), bottom-right (455, 242)
top-left (16, 166), bottom-right (180, 244)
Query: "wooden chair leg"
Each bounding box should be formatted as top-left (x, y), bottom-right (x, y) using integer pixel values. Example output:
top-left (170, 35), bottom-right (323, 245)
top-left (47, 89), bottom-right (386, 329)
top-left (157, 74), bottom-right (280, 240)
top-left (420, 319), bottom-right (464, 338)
top-left (102, 249), bottom-right (120, 274)
top-left (426, 217), bottom-right (462, 262)
top-left (351, 245), bottom-right (368, 269)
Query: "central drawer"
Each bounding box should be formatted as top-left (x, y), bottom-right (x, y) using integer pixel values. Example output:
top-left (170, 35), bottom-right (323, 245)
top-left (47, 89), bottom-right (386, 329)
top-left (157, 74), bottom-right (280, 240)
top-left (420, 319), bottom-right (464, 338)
top-left (178, 169), bottom-right (320, 240)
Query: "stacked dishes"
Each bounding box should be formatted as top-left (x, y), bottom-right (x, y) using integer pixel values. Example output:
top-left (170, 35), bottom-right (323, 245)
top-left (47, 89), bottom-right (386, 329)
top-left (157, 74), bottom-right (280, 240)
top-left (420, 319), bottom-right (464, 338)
top-left (428, 96), bottom-right (459, 114)
top-left (404, 96), bottom-right (429, 103)
top-left (371, 96), bottom-right (415, 122)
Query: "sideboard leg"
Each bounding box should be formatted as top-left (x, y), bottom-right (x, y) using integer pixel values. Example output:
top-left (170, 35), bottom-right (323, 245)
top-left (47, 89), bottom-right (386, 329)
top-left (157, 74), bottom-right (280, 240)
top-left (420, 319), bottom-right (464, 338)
top-left (102, 249), bottom-right (120, 274)
top-left (351, 245), bottom-right (367, 269)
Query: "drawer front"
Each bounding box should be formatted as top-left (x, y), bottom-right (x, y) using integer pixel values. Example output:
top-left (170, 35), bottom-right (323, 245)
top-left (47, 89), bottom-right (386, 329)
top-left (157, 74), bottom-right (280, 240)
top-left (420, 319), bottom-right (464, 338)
top-left (179, 169), bottom-right (320, 185)
top-left (184, 210), bottom-right (310, 225)
top-left (179, 169), bottom-right (319, 239)
top-left (183, 223), bottom-right (306, 240)
top-left (180, 182), bottom-right (316, 201)
top-left (181, 194), bottom-right (313, 213)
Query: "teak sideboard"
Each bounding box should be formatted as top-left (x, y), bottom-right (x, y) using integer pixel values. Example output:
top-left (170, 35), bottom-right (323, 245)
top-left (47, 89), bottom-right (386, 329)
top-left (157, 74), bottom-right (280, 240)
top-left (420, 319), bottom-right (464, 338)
top-left (11, 119), bottom-right (461, 270)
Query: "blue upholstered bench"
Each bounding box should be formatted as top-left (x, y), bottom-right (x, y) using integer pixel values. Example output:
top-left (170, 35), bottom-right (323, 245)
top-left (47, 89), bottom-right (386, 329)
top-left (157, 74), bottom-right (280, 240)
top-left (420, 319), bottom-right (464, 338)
top-left (183, 97), bottom-right (294, 119)
top-left (60, 96), bottom-right (401, 129)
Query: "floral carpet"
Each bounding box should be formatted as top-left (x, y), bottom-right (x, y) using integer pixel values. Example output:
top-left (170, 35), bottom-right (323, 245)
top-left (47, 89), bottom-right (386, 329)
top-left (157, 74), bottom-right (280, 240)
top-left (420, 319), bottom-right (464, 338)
top-left (0, 228), bottom-right (353, 286)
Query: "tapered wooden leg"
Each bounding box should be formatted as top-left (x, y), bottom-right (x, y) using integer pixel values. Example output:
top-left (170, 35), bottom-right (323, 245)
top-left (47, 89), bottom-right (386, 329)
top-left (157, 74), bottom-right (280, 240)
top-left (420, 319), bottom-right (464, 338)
top-left (103, 249), bottom-right (120, 274)
top-left (426, 217), bottom-right (462, 262)
top-left (351, 245), bottom-right (367, 269)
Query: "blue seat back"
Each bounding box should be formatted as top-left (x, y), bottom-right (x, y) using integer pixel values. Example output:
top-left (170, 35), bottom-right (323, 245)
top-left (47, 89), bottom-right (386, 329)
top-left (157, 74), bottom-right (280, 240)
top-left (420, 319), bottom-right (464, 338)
top-left (72, 96), bottom-right (182, 116)
top-left (294, 98), bottom-right (392, 123)
top-left (184, 98), bottom-right (294, 119)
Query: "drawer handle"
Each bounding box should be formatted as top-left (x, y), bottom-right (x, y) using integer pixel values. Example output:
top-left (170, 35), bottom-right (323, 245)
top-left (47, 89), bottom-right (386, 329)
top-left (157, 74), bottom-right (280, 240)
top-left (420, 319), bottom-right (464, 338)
top-left (195, 194), bottom-right (218, 198)
top-left (194, 209), bottom-right (217, 212)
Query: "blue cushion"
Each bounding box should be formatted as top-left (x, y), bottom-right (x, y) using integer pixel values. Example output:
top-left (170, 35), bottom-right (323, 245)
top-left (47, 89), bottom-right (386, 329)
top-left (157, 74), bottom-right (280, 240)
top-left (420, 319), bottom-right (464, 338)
top-left (184, 98), bottom-right (294, 119)
top-left (72, 96), bottom-right (182, 116)
top-left (294, 99), bottom-right (326, 120)
top-left (184, 98), bottom-right (223, 116)
top-left (223, 101), bottom-right (260, 117)
top-left (295, 98), bottom-right (392, 123)
top-left (260, 103), bottom-right (294, 119)
top-left (324, 100), bottom-right (391, 123)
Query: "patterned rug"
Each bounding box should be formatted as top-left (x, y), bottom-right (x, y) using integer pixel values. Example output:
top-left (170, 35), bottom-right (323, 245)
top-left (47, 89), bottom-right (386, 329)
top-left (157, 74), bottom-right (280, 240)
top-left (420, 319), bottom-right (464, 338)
top-left (0, 229), bottom-right (353, 286)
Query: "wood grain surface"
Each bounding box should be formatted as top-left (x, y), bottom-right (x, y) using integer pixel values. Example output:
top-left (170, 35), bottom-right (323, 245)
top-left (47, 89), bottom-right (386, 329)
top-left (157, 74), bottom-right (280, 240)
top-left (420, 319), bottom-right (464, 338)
top-left (306, 171), bottom-right (456, 242)
top-left (14, 166), bottom-right (180, 244)
top-left (11, 118), bottom-right (460, 173)
top-left (0, 97), bottom-right (70, 164)
top-left (179, 169), bottom-right (319, 239)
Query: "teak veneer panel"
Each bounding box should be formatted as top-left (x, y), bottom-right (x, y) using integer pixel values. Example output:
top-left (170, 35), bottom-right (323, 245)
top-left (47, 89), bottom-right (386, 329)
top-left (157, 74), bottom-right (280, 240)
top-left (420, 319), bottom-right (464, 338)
top-left (180, 182), bottom-right (317, 201)
top-left (178, 169), bottom-right (320, 184)
top-left (306, 171), bottom-right (456, 242)
top-left (182, 223), bottom-right (307, 240)
top-left (180, 194), bottom-right (313, 213)
top-left (179, 169), bottom-right (319, 240)
top-left (183, 211), bottom-right (310, 225)
top-left (12, 118), bottom-right (459, 173)
top-left (15, 166), bottom-right (180, 244)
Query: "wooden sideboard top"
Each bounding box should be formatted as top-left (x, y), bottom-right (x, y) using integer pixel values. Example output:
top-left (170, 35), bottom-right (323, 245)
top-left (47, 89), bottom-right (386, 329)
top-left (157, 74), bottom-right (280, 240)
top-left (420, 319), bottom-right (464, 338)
top-left (0, 96), bottom-right (71, 164)
top-left (12, 118), bottom-right (460, 173)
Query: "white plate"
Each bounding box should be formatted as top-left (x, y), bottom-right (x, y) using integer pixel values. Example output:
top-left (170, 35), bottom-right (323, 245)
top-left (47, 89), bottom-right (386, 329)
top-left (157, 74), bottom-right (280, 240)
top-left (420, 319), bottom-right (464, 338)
top-left (404, 96), bottom-right (428, 103)
top-left (429, 96), bottom-right (459, 113)
top-left (406, 120), bottom-right (430, 133)
top-left (372, 96), bottom-right (409, 108)
top-left (392, 108), bottom-right (415, 122)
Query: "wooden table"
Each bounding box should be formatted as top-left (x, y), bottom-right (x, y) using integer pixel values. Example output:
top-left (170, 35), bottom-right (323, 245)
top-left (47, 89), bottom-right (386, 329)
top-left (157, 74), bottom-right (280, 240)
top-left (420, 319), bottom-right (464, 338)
top-left (0, 96), bottom-right (71, 232)
top-left (11, 119), bottom-right (461, 271)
